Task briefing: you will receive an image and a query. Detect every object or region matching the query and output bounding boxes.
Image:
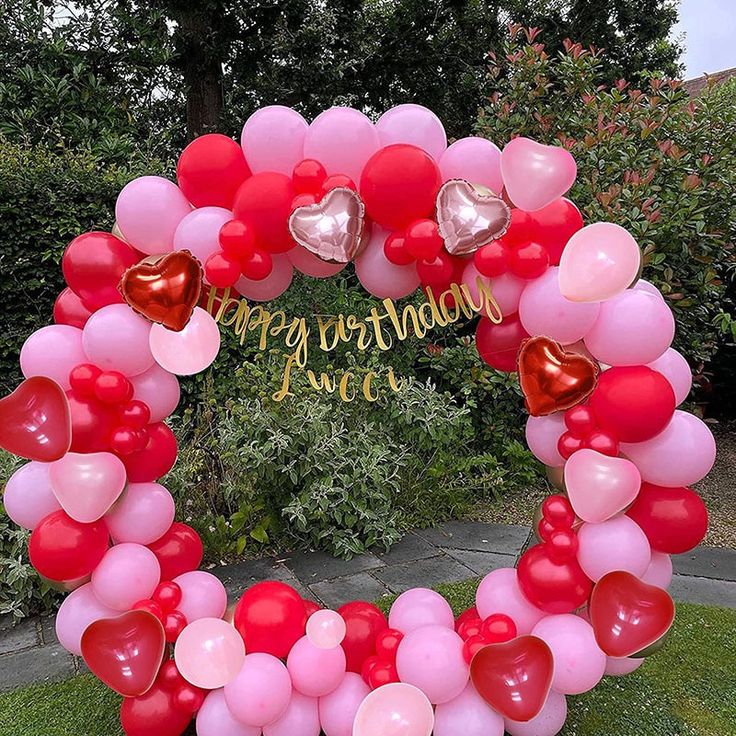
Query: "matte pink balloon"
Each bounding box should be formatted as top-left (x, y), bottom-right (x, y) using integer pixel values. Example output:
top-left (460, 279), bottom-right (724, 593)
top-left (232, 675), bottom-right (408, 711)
top-left (197, 688), bottom-right (260, 736)
top-left (376, 104), bottom-right (447, 161)
top-left (130, 363), bottom-right (180, 423)
top-left (525, 413), bottom-right (566, 467)
top-left (641, 551), bottom-right (673, 589)
top-left (174, 207), bottom-right (233, 268)
top-left (3, 461), bottom-right (61, 530)
top-left (241, 106), bottom-right (308, 175)
top-left (236, 254), bottom-right (294, 302)
top-left (116, 176), bottom-right (191, 255)
top-left (318, 672), bottom-right (370, 736)
top-left (91, 543), bottom-right (161, 611)
top-left (55, 583), bottom-right (118, 656)
top-left (439, 137), bottom-right (503, 194)
top-left (632, 279), bottom-right (664, 299)
top-left (461, 264), bottom-right (523, 318)
top-left (558, 223), bottom-right (641, 303)
top-left (104, 482), bottom-right (175, 545)
top-left (505, 689), bottom-right (568, 736)
top-left (475, 568), bottom-right (546, 634)
top-left (604, 656), bottom-right (644, 676)
top-left (263, 691), bottom-right (320, 736)
top-left (648, 348), bottom-right (692, 406)
top-left (388, 588), bottom-right (454, 634)
top-left (355, 227), bottom-right (420, 300)
top-left (174, 570), bottom-right (228, 623)
top-left (149, 307), bottom-right (221, 376)
top-left (353, 683), bottom-right (434, 736)
top-left (577, 516), bottom-right (651, 582)
top-left (306, 609), bottom-right (346, 649)
top-left (287, 244), bottom-right (346, 278)
top-left (434, 682), bottom-right (504, 736)
top-left (20, 325), bottom-right (87, 390)
top-left (287, 635), bottom-right (346, 697)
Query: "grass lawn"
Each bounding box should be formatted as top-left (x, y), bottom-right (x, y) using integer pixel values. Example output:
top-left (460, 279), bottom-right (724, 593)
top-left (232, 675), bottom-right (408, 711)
top-left (0, 580), bottom-right (734, 736)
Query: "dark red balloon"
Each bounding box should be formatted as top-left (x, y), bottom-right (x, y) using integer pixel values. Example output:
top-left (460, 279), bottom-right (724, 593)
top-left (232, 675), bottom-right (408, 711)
top-left (475, 313), bottom-right (529, 372)
top-left (530, 198), bottom-right (584, 265)
top-left (120, 682), bottom-right (192, 736)
top-left (66, 390), bottom-right (117, 453)
top-left (53, 287), bottom-right (94, 328)
top-left (121, 422), bottom-right (178, 482)
top-left (337, 601), bottom-right (388, 673)
top-left (147, 523), bottom-right (203, 582)
top-left (455, 605), bottom-right (480, 634)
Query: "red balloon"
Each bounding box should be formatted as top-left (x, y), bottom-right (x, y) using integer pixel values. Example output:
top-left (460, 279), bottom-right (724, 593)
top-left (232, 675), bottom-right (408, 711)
top-left (454, 605), bottom-right (480, 633)
top-left (66, 390), bottom-right (117, 453)
top-left (417, 251), bottom-right (454, 286)
top-left (508, 241), bottom-right (550, 279)
top-left (177, 133), bottom-right (251, 209)
top-left (500, 208), bottom-right (535, 246)
top-left (383, 232), bottom-right (414, 266)
top-left (205, 251), bottom-right (242, 288)
top-left (219, 219), bottom-right (256, 260)
top-left (374, 628), bottom-right (403, 662)
top-left (403, 219), bottom-right (444, 261)
top-left (475, 313), bottom-right (529, 372)
top-left (147, 523), bottom-right (203, 581)
top-left (292, 159), bottom-right (328, 195)
top-left (360, 144), bottom-right (441, 230)
top-left (120, 682), bottom-right (192, 736)
top-left (121, 422), bottom-right (178, 482)
top-left (337, 601), bottom-right (388, 673)
top-left (474, 240), bottom-right (509, 277)
top-left (54, 287), bottom-right (94, 328)
top-left (589, 366), bottom-right (676, 443)
top-left (29, 510), bottom-right (109, 582)
top-left (94, 371), bottom-right (133, 405)
top-left (303, 598), bottom-right (321, 618)
top-left (627, 482), bottom-right (708, 553)
top-left (240, 248), bottom-right (273, 281)
top-left (367, 660), bottom-right (399, 690)
top-left (530, 197), bottom-right (583, 265)
top-left (62, 232), bottom-right (140, 310)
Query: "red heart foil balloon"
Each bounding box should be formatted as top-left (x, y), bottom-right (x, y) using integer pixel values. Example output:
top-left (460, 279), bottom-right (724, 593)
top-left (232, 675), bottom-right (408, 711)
top-left (589, 571), bottom-right (676, 658)
top-left (0, 377), bottom-right (71, 461)
top-left (518, 335), bottom-right (599, 416)
top-left (81, 610), bottom-right (166, 697)
top-left (470, 635), bottom-right (554, 722)
top-left (119, 250), bottom-right (203, 332)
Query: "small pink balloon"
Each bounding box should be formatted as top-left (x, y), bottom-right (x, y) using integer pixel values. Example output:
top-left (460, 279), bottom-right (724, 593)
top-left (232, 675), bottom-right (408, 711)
top-left (174, 207), bottom-right (233, 268)
top-left (20, 325), bottom-right (87, 390)
top-left (632, 279), bottom-right (664, 299)
top-left (505, 689), bottom-right (568, 736)
top-left (91, 543), bottom-right (161, 611)
top-left (475, 568), bottom-right (546, 634)
top-left (173, 570), bottom-right (228, 623)
top-left (129, 363), bottom-right (180, 423)
top-left (641, 551), bottom-right (673, 589)
top-left (241, 106), bottom-right (308, 176)
top-left (355, 227), bottom-right (420, 300)
top-left (604, 656), bottom-right (644, 676)
top-left (149, 307), bottom-right (221, 376)
top-left (287, 244), bottom-right (346, 278)
top-left (197, 688), bottom-right (260, 736)
top-left (434, 682), bottom-right (504, 736)
top-left (263, 691), bottom-right (320, 736)
top-left (388, 588), bottom-right (454, 634)
top-left (648, 348), bottom-right (692, 406)
top-left (236, 254), bottom-right (294, 302)
top-left (318, 672), bottom-right (370, 736)
top-left (306, 609), bottom-right (346, 649)
top-left (376, 104), bottom-right (447, 161)
top-left (461, 263), bottom-right (523, 318)
top-left (525, 413), bottom-right (566, 467)
top-left (175, 617), bottom-right (246, 690)
top-left (287, 635), bottom-right (346, 697)
top-left (55, 582), bottom-right (118, 656)
top-left (3, 461), bottom-right (61, 530)
top-left (577, 516), bottom-right (651, 583)
top-left (353, 682), bottom-right (434, 736)
top-left (104, 482), bottom-right (175, 545)
top-left (439, 137), bottom-right (503, 194)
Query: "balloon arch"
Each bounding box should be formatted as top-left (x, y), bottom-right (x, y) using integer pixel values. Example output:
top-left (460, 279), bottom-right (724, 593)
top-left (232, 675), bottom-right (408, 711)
top-left (1, 104), bottom-right (715, 736)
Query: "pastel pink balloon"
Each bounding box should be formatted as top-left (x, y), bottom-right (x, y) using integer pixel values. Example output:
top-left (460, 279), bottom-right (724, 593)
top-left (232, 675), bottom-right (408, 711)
top-left (104, 482), bottom-right (175, 545)
top-left (439, 137), bottom-right (503, 194)
top-left (116, 176), bottom-right (191, 255)
top-left (197, 689), bottom-right (260, 736)
top-left (55, 582), bottom-right (118, 656)
top-left (287, 244), bottom-right (346, 278)
top-left (633, 279), bottom-right (664, 299)
top-left (129, 363), bottom-right (180, 422)
top-left (83, 304), bottom-right (155, 376)
top-left (20, 325), bottom-right (87, 390)
top-left (3, 461), bottom-right (61, 530)
top-left (352, 682), bottom-right (434, 736)
top-left (318, 672), bottom-right (370, 736)
top-left (306, 610), bottom-right (346, 649)
top-left (149, 307), bottom-right (221, 376)
top-left (475, 568), bottom-right (546, 634)
top-left (388, 588), bottom-right (454, 634)
top-left (519, 267), bottom-right (601, 344)
top-left (505, 689), bottom-right (568, 736)
top-left (395, 625), bottom-right (469, 705)
top-left (355, 227), bottom-right (420, 300)
top-left (376, 104), bottom-right (447, 161)
top-left (621, 410), bottom-right (716, 486)
top-left (304, 107), bottom-right (380, 183)
top-left (641, 551), bottom-right (673, 589)
top-left (236, 254), bottom-right (294, 301)
top-left (91, 543), bottom-right (161, 611)
top-left (241, 106), bottom-right (308, 176)
top-left (648, 348), bottom-right (692, 406)
top-left (434, 682), bottom-right (504, 736)
top-left (287, 635), bottom-right (346, 697)
top-left (49, 451), bottom-right (127, 523)
top-left (564, 449), bottom-right (641, 524)
top-left (531, 614), bottom-right (606, 694)
top-left (525, 413), bottom-right (566, 467)
top-left (577, 516), bottom-right (651, 582)
top-left (500, 137), bottom-right (577, 212)
top-left (224, 653), bottom-right (292, 728)
top-left (175, 617), bottom-right (246, 690)
top-left (558, 223), bottom-right (641, 303)
top-left (174, 207), bottom-right (233, 268)
top-left (461, 264), bottom-right (523, 318)
top-left (584, 290), bottom-right (675, 366)
top-left (263, 691), bottom-right (320, 736)
top-left (604, 656), bottom-right (644, 676)
top-left (174, 571), bottom-right (228, 623)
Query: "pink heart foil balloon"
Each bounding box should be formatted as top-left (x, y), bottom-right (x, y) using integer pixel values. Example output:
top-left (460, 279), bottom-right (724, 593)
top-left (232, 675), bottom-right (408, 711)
top-left (564, 449), bottom-right (641, 524)
top-left (500, 137), bottom-right (577, 212)
top-left (288, 187), bottom-right (366, 263)
top-left (49, 451), bottom-right (128, 523)
top-left (436, 179), bottom-right (511, 255)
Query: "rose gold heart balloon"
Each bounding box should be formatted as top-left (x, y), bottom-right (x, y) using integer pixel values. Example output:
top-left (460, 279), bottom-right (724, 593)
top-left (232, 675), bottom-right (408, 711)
top-left (436, 179), bottom-right (511, 255)
top-left (288, 187), bottom-right (366, 263)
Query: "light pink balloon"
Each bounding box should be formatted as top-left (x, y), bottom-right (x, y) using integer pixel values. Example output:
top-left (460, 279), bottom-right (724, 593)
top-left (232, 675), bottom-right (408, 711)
top-left (462, 263), bottom-right (523, 318)
top-left (648, 348), bottom-right (692, 406)
top-left (49, 451), bottom-right (127, 523)
top-left (130, 363), bottom-right (180, 422)
top-left (197, 689), bottom-right (260, 736)
top-left (558, 223), bottom-right (641, 303)
top-left (116, 176), bottom-right (191, 255)
top-left (83, 304), bottom-right (155, 376)
top-left (633, 279), bottom-right (664, 299)
top-left (174, 207), bottom-right (233, 268)
top-left (263, 691), bottom-right (320, 736)
top-left (91, 543), bottom-right (161, 611)
top-left (224, 653), bottom-right (292, 728)
top-left (376, 104), bottom-right (447, 160)
top-left (584, 290), bottom-right (675, 366)
top-left (604, 656), bottom-right (644, 676)
top-left (439, 137), bottom-right (503, 194)
top-left (641, 551), bottom-right (673, 589)
top-left (621, 410), bottom-right (716, 487)
top-left (318, 673), bottom-right (370, 736)
top-left (532, 614), bottom-right (606, 694)
top-left (149, 307), bottom-right (221, 376)
top-left (104, 482), bottom-right (175, 545)
top-left (3, 461), bottom-right (60, 530)
top-left (55, 583), bottom-right (118, 656)
top-left (388, 588), bottom-right (454, 634)
top-left (525, 413), bottom-right (566, 467)
top-left (355, 227), bottom-right (420, 300)
top-left (577, 516), bottom-right (651, 582)
top-left (174, 570), bottom-right (228, 623)
top-left (287, 244), bottom-right (346, 278)
top-left (287, 635), bottom-right (346, 697)
top-left (434, 682), bottom-right (504, 736)
top-left (241, 106), bottom-right (308, 176)
top-left (20, 325), bottom-right (87, 390)
top-left (306, 610), bottom-right (346, 649)
top-left (352, 682), bottom-right (434, 736)
top-left (236, 254), bottom-right (294, 301)
top-left (505, 689), bottom-right (568, 736)
top-left (475, 568), bottom-right (546, 634)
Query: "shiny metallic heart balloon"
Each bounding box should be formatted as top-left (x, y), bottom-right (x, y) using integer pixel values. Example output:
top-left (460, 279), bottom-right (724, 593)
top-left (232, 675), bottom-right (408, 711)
top-left (436, 179), bottom-right (511, 255)
top-left (288, 187), bottom-right (366, 263)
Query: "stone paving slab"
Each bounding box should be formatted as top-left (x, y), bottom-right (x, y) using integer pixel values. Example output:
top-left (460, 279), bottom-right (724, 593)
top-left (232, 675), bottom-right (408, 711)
top-left (210, 558), bottom-right (312, 601)
top-left (282, 549), bottom-right (384, 585)
top-left (310, 573), bottom-right (391, 609)
top-left (0, 643), bottom-right (74, 692)
top-left (673, 546), bottom-right (736, 581)
top-left (372, 553), bottom-right (476, 593)
top-left (669, 575), bottom-right (736, 608)
top-left (374, 532), bottom-right (437, 565)
top-left (442, 548), bottom-right (517, 575)
top-left (0, 618), bottom-right (38, 657)
top-left (414, 521), bottom-right (529, 555)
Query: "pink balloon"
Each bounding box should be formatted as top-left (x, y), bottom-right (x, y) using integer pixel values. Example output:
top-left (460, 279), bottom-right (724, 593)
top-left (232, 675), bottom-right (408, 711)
top-left (318, 673), bottom-right (370, 736)
top-left (475, 568), bottom-right (546, 634)
top-left (558, 223), bottom-right (641, 303)
top-left (633, 279), bottom-right (664, 299)
top-left (3, 461), bottom-right (61, 530)
top-left (104, 482), bottom-right (175, 545)
top-left (174, 570), bottom-right (228, 623)
top-left (525, 413), bottom-right (566, 467)
top-left (55, 583), bottom-right (118, 656)
top-left (531, 614), bottom-right (606, 694)
top-left (197, 689), bottom-right (260, 736)
top-left (376, 104), bottom-right (447, 161)
top-left (304, 107), bottom-right (380, 183)
top-left (263, 691), bottom-right (320, 736)
top-left (584, 290), bottom-right (675, 366)
top-left (355, 227), bottom-right (420, 300)
top-left (91, 543), bottom-right (161, 611)
top-left (83, 304), bottom-right (155, 376)
top-left (287, 244), bottom-right (346, 278)
top-left (20, 325), bottom-right (87, 390)
top-left (224, 653), bottom-right (292, 728)
top-left (388, 588), bottom-right (454, 634)
top-left (621, 410), bottom-right (716, 486)
top-left (306, 610), bottom-right (346, 649)
top-left (648, 348), bottom-right (692, 406)
top-left (461, 263), bottom-right (523, 318)
top-left (149, 307), bottom-right (221, 376)
top-left (505, 689), bottom-right (568, 736)
top-left (353, 683), bottom-right (434, 736)
top-left (577, 516), bottom-right (651, 582)
top-left (434, 682), bottom-right (504, 736)
top-left (604, 656), bottom-right (644, 676)
top-left (241, 106), bottom-right (308, 176)
top-left (287, 635), bottom-right (346, 697)
top-left (236, 254), bottom-right (294, 301)
top-left (174, 207), bottom-right (233, 268)
top-left (130, 363), bottom-right (180, 423)
top-left (439, 137), bottom-right (503, 194)
top-left (115, 176), bottom-right (191, 255)
top-left (641, 551), bottom-right (673, 589)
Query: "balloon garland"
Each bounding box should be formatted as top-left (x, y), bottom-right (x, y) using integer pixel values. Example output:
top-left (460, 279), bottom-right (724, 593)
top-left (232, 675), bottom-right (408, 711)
top-left (0, 103), bottom-right (716, 736)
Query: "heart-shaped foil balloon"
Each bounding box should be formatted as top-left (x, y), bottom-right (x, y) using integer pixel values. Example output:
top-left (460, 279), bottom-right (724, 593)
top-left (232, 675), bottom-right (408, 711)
top-left (288, 187), bottom-right (366, 263)
top-left (436, 179), bottom-right (511, 256)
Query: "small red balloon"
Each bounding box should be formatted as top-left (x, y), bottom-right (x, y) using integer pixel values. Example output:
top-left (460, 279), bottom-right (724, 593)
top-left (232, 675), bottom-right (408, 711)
top-left (121, 422), bottom-right (178, 482)
top-left (66, 390), bottom-right (117, 453)
top-left (564, 405), bottom-right (597, 437)
top-left (417, 251), bottom-right (455, 286)
top-left (240, 248), bottom-right (273, 281)
top-left (367, 660), bottom-right (399, 690)
top-left (475, 314), bottom-right (529, 372)
top-left (480, 614), bottom-right (517, 644)
top-left (462, 634), bottom-right (488, 664)
top-left (172, 683), bottom-right (206, 713)
top-left (120, 681), bottom-right (192, 736)
top-left (158, 660), bottom-right (185, 691)
top-left (69, 364), bottom-right (102, 397)
top-left (119, 400), bottom-right (151, 429)
top-left (403, 219), bottom-right (444, 261)
top-left (542, 495), bottom-right (576, 529)
top-left (54, 288), bottom-right (94, 329)
top-left (530, 197), bottom-right (584, 265)
top-left (94, 371), bottom-right (133, 405)
top-left (219, 220), bottom-right (256, 260)
top-left (321, 173), bottom-right (356, 194)
top-left (383, 232), bottom-right (414, 265)
top-left (474, 240), bottom-right (509, 277)
top-left (133, 599), bottom-right (165, 622)
top-left (153, 582), bottom-right (183, 612)
top-left (508, 241), bottom-right (550, 280)
top-left (457, 617), bottom-right (483, 641)
top-left (375, 628), bottom-right (404, 662)
top-left (147, 523), bottom-right (204, 582)
top-left (303, 599), bottom-right (321, 618)
top-left (292, 159), bottom-right (328, 195)
top-left (163, 611), bottom-right (188, 643)
top-left (454, 605), bottom-right (480, 633)
top-left (337, 601), bottom-right (388, 673)
top-left (205, 252), bottom-right (242, 288)
top-left (500, 208), bottom-right (535, 246)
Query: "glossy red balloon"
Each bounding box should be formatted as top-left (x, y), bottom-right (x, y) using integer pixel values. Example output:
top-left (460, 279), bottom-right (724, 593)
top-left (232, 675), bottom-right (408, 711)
top-left (205, 251), bottom-right (242, 288)
top-left (120, 682), bottom-right (192, 736)
top-left (374, 628), bottom-right (403, 662)
top-left (475, 313), bottom-right (530, 372)
top-left (303, 598), bottom-right (321, 618)
top-left (53, 287), bottom-right (94, 329)
top-left (500, 208), bottom-right (535, 246)
top-left (121, 422), bottom-right (178, 482)
top-left (66, 390), bottom-right (117, 453)
top-left (508, 241), bottom-right (550, 279)
top-left (337, 601), bottom-right (388, 673)
top-left (474, 240), bottom-right (509, 277)
top-left (455, 605), bottom-right (480, 633)
top-left (147, 523), bottom-right (203, 582)
top-left (292, 158), bottom-right (328, 195)
top-left (383, 232), bottom-right (414, 266)
top-left (530, 197), bottom-right (584, 265)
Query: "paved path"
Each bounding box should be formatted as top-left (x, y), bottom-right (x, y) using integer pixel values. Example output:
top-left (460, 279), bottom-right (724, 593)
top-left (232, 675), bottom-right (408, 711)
top-left (1, 521), bottom-right (735, 692)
